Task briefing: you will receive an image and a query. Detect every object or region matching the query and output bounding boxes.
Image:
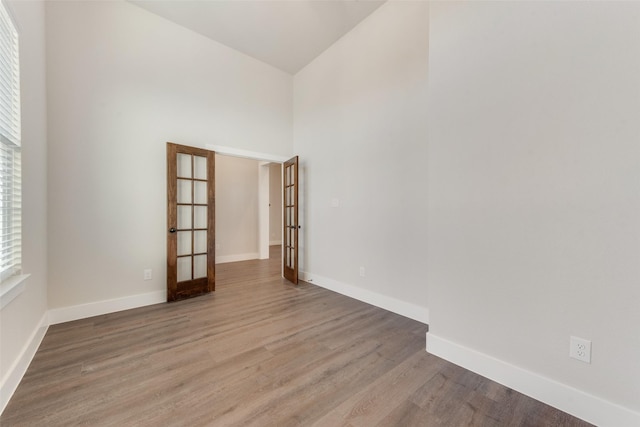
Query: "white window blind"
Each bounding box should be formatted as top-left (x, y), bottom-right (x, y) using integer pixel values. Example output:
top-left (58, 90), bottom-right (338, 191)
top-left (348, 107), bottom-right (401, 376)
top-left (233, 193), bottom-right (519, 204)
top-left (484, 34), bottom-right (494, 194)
top-left (0, 1), bottom-right (21, 282)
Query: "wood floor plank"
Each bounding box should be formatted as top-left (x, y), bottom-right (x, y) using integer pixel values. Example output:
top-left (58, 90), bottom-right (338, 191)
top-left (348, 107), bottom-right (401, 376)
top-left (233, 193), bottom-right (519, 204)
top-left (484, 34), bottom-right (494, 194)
top-left (1, 246), bottom-right (593, 427)
top-left (312, 351), bottom-right (447, 427)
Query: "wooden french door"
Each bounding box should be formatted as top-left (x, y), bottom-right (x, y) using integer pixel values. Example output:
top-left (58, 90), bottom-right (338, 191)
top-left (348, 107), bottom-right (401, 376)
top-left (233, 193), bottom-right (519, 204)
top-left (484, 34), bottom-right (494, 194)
top-left (167, 143), bottom-right (215, 302)
top-left (283, 156), bottom-right (299, 284)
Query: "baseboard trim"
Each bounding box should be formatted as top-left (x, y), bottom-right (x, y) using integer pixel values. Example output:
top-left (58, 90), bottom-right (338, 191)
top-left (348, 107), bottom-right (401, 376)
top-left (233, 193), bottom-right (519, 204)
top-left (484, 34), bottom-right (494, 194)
top-left (299, 271), bottom-right (429, 324)
top-left (0, 311), bottom-right (49, 415)
top-left (215, 252), bottom-right (259, 264)
top-left (269, 240), bottom-right (282, 246)
top-left (48, 290), bottom-right (166, 325)
top-left (426, 333), bottom-right (640, 427)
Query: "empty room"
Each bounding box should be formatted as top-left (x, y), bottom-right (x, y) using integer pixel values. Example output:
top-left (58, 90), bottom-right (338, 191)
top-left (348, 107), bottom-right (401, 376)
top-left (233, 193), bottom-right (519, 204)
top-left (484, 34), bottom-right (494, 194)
top-left (1, 0), bottom-right (639, 425)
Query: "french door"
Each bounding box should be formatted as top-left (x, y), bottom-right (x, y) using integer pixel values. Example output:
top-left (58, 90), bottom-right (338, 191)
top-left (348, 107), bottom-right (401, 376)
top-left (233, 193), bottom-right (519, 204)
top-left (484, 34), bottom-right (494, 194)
top-left (167, 143), bottom-right (215, 302)
top-left (283, 156), bottom-right (299, 284)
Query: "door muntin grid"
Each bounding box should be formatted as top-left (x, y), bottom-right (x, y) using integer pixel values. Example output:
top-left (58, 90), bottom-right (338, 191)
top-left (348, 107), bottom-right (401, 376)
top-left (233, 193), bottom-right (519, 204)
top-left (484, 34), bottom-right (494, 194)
top-left (176, 153), bottom-right (208, 281)
top-left (283, 157), bottom-right (298, 284)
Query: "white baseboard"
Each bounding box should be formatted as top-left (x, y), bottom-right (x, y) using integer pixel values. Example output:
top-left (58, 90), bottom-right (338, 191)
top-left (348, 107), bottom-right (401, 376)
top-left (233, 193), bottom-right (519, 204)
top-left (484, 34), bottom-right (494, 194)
top-left (426, 333), bottom-right (640, 427)
top-left (215, 252), bottom-right (259, 264)
top-left (299, 271), bottom-right (429, 324)
top-left (48, 290), bottom-right (166, 325)
top-left (269, 240), bottom-right (282, 246)
top-left (1, 312), bottom-right (49, 415)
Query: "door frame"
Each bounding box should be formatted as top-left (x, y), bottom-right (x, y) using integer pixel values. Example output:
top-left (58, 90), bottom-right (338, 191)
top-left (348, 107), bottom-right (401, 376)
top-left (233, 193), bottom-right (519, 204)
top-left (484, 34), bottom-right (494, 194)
top-left (258, 161), bottom-right (284, 260)
top-left (258, 161), bottom-right (271, 260)
top-left (203, 144), bottom-right (296, 280)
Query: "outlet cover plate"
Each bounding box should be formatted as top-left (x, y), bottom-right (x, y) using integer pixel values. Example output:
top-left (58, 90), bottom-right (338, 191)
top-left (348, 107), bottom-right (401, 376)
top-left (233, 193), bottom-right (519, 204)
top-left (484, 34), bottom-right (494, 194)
top-left (570, 336), bottom-right (591, 363)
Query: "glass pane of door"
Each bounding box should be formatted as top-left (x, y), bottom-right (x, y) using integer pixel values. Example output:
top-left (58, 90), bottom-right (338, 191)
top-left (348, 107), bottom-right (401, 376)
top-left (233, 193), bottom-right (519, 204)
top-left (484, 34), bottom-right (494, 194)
top-left (167, 143), bottom-right (215, 302)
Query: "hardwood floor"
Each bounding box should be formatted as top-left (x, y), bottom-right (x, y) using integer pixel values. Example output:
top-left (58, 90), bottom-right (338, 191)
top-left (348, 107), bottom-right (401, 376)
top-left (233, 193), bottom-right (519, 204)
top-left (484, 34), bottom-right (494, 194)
top-left (2, 246), bottom-right (592, 426)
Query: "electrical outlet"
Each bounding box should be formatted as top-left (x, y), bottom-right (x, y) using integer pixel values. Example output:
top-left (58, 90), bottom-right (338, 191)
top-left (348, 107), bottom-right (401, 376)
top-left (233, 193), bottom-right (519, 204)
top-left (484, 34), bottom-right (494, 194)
top-left (570, 336), bottom-right (591, 363)
top-left (143, 269), bottom-right (152, 281)
top-left (215, 243), bottom-right (221, 250)
top-left (359, 266), bottom-right (365, 277)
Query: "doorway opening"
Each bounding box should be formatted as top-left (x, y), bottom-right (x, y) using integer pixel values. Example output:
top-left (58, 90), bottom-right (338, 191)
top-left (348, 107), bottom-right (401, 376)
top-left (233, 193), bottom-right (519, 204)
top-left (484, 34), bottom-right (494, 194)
top-left (214, 153), bottom-right (282, 264)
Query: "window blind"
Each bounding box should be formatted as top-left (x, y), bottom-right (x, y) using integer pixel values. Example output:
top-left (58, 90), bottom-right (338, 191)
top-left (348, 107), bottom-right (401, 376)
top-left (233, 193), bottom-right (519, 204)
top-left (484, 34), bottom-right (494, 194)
top-left (0, 1), bottom-right (21, 281)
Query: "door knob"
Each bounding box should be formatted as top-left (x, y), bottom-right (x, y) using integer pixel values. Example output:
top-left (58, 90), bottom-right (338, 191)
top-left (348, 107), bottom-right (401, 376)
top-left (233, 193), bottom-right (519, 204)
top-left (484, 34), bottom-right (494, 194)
top-left (169, 227), bottom-right (176, 233)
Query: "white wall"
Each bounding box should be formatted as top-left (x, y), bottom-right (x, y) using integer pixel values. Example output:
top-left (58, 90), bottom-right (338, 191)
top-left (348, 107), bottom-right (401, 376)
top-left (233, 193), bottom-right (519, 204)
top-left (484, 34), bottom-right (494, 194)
top-left (45, 1), bottom-right (292, 312)
top-left (0, 0), bottom-right (48, 411)
top-left (426, 1), bottom-right (640, 424)
top-left (215, 154), bottom-right (260, 263)
top-left (293, 1), bottom-right (429, 323)
top-left (269, 163), bottom-right (282, 245)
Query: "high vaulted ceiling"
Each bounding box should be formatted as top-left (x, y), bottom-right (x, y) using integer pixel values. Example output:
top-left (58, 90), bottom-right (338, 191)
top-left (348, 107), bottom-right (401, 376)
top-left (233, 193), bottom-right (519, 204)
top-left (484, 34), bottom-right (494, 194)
top-left (129, 0), bottom-right (386, 75)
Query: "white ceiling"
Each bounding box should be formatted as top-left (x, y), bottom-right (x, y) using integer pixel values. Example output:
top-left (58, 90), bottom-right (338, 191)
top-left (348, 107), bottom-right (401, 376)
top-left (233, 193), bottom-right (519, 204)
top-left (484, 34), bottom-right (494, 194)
top-left (129, 0), bottom-right (386, 75)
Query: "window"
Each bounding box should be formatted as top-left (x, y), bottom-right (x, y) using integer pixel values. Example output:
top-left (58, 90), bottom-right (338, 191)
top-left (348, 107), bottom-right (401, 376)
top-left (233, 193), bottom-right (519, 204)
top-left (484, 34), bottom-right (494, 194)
top-left (0, 0), bottom-right (22, 283)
